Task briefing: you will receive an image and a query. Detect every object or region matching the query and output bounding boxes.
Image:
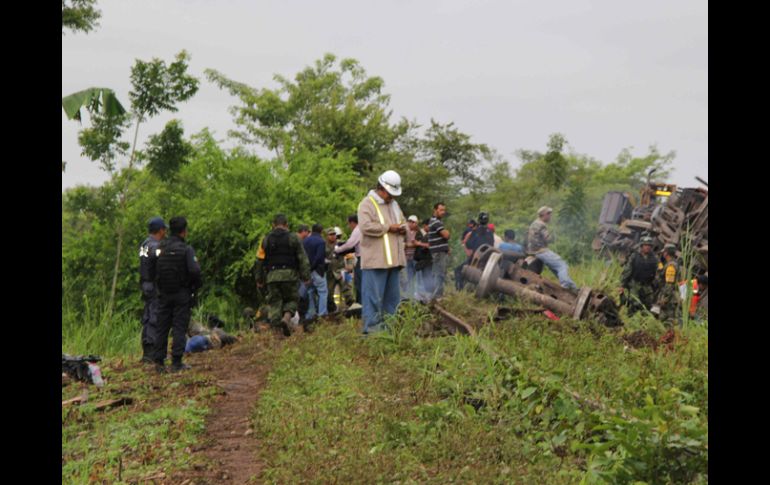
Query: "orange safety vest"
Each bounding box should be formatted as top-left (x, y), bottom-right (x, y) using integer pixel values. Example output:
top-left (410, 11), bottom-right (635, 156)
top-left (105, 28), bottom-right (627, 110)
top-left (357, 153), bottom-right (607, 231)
top-left (689, 278), bottom-right (700, 317)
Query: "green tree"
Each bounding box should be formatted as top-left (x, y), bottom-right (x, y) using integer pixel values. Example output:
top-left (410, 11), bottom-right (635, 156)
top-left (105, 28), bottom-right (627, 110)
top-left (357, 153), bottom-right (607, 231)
top-left (62, 0), bottom-right (101, 34)
top-left (67, 51), bottom-right (199, 317)
top-left (142, 119), bottom-right (193, 180)
top-left (206, 53), bottom-right (398, 174)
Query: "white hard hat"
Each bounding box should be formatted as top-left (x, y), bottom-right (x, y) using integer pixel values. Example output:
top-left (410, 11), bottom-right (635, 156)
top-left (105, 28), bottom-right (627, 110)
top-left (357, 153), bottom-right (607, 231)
top-left (378, 170), bottom-right (402, 196)
top-left (334, 226), bottom-right (343, 237)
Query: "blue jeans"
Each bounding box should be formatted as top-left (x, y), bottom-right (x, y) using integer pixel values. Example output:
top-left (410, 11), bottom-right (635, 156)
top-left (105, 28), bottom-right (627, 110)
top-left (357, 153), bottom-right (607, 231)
top-left (431, 252), bottom-right (449, 299)
top-left (415, 265), bottom-right (433, 302)
top-left (536, 250), bottom-right (577, 290)
top-left (400, 259), bottom-right (417, 298)
top-left (306, 270), bottom-right (328, 319)
top-left (361, 268), bottom-right (401, 333)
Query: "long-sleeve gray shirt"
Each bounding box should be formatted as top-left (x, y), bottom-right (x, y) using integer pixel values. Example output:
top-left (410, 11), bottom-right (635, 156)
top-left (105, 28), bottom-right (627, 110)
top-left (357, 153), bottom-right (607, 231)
top-left (334, 225), bottom-right (361, 257)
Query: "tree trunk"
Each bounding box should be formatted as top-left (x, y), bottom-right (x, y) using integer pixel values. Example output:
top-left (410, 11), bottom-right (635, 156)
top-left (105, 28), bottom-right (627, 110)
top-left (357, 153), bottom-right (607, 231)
top-left (106, 117), bottom-right (142, 319)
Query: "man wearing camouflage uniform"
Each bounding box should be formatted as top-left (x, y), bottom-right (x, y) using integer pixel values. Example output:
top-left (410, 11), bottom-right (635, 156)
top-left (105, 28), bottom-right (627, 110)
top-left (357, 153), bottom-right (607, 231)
top-left (527, 206), bottom-right (577, 290)
top-left (654, 243), bottom-right (681, 327)
top-left (256, 214), bottom-right (311, 335)
top-left (326, 227), bottom-right (355, 313)
top-left (618, 236), bottom-right (658, 315)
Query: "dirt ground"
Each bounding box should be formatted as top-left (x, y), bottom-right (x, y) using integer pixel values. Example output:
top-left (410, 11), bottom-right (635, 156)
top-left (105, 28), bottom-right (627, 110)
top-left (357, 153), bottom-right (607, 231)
top-left (173, 333), bottom-right (282, 485)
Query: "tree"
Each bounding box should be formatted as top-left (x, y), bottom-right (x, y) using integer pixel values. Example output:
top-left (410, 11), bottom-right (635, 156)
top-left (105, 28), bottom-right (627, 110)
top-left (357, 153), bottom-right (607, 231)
top-left (67, 51), bottom-right (199, 317)
top-left (62, 0), bottom-right (101, 34)
top-left (142, 120), bottom-right (193, 180)
top-left (206, 53), bottom-right (398, 174)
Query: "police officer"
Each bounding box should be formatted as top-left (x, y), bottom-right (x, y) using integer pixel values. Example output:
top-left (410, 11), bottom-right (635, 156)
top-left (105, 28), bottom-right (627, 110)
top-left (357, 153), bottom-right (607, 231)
top-left (255, 214), bottom-right (311, 335)
top-left (139, 217), bottom-right (167, 363)
top-left (618, 236), bottom-right (658, 315)
top-left (653, 243), bottom-right (681, 327)
top-left (152, 216), bottom-right (202, 373)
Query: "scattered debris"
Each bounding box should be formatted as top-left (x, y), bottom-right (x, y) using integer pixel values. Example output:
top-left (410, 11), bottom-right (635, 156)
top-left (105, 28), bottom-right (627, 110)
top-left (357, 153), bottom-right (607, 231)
top-left (593, 174), bottom-right (708, 275)
top-left (62, 354), bottom-right (104, 387)
top-left (431, 303), bottom-right (476, 336)
top-left (92, 397), bottom-right (134, 412)
top-left (622, 330), bottom-right (658, 350)
top-left (462, 245), bottom-right (622, 326)
top-left (62, 395), bottom-right (87, 407)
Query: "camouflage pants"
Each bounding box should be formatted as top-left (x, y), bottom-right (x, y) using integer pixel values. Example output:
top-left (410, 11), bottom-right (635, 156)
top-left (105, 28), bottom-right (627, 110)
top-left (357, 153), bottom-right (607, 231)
top-left (623, 282), bottom-right (655, 316)
top-left (327, 271), bottom-right (355, 312)
top-left (266, 281), bottom-right (299, 326)
top-left (657, 287), bottom-right (681, 328)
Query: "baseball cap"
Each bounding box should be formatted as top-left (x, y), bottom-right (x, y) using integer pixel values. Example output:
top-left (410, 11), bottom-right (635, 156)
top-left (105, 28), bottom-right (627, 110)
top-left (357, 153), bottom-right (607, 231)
top-left (537, 206), bottom-right (553, 216)
top-left (148, 216), bottom-right (168, 233)
top-left (408, 215), bottom-right (418, 222)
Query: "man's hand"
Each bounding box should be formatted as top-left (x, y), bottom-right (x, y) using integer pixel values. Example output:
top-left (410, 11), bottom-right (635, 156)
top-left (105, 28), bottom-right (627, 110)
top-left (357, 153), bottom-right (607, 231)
top-left (618, 287), bottom-right (625, 294)
top-left (388, 224), bottom-right (402, 233)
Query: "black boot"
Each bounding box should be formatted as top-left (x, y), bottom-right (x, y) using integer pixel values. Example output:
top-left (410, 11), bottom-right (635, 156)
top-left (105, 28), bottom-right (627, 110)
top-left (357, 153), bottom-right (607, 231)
top-left (170, 360), bottom-right (191, 372)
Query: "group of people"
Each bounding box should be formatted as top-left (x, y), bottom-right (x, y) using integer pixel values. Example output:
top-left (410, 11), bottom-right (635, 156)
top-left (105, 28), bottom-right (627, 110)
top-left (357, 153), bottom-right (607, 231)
top-left (135, 169), bottom-right (695, 371)
top-left (254, 171), bottom-right (413, 335)
top-left (619, 237), bottom-right (708, 326)
top-left (254, 170), bottom-right (584, 336)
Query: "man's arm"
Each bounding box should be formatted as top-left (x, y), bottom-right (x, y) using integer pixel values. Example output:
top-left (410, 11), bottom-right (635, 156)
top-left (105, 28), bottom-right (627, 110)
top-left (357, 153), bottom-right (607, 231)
top-left (255, 237), bottom-right (267, 285)
top-left (335, 227), bottom-right (360, 253)
top-left (187, 246), bottom-right (202, 291)
top-left (139, 241), bottom-right (157, 295)
top-left (619, 255), bottom-right (633, 289)
top-left (295, 236), bottom-right (311, 282)
top-left (432, 219), bottom-right (450, 240)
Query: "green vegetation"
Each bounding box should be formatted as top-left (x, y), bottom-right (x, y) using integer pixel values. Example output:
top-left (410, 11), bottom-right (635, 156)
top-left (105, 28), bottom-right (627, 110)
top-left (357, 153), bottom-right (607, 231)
top-left (63, 53), bottom-right (675, 335)
top-left (251, 292), bottom-right (707, 484)
top-left (62, 362), bottom-right (218, 484)
top-left (63, 52), bottom-right (706, 484)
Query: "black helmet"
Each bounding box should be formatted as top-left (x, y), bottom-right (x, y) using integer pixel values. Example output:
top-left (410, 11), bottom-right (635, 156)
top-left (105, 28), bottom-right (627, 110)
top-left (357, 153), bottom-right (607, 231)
top-left (478, 212), bottom-right (489, 225)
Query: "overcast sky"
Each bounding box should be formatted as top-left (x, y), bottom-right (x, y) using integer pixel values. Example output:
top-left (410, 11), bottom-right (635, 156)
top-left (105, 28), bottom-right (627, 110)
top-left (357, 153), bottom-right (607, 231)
top-left (62, 0), bottom-right (707, 191)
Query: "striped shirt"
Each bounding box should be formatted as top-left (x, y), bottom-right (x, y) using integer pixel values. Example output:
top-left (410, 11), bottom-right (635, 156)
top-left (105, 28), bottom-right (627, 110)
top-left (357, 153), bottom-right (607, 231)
top-left (428, 216), bottom-right (449, 253)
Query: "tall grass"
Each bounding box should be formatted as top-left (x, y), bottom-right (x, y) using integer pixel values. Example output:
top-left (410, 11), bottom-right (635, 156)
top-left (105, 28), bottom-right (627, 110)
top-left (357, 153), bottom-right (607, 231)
top-left (62, 290), bottom-right (248, 359)
top-left (62, 295), bottom-right (141, 358)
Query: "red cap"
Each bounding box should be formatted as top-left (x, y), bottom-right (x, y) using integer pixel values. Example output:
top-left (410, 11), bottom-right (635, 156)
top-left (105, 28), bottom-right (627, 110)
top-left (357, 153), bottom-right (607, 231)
top-left (488, 223), bottom-right (495, 231)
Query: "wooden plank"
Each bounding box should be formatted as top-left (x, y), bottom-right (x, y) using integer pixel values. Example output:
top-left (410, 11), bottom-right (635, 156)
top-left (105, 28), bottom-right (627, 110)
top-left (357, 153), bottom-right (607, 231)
top-left (432, 304), bottom-right (476, 336)
top-left (62, 395), bottom-right (86, 406)
top-left (93, 397), bottom-right (134, 411)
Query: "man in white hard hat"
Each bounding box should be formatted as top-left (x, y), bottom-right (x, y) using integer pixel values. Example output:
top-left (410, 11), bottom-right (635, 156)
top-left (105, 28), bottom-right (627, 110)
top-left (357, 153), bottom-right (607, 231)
top-left (527, 206), bottom-right (577, 290)
top-left (357, 170), bottom-right (407, 334)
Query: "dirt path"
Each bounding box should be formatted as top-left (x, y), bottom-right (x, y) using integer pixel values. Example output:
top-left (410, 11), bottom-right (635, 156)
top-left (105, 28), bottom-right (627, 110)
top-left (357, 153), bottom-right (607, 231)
top-left (175, 333), bottom-right (282, 484)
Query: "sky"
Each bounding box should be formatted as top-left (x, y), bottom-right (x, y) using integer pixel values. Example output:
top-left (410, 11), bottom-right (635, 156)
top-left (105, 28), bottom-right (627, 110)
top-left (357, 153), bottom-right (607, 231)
top-left (62, 0), bottom-right (707, 191)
